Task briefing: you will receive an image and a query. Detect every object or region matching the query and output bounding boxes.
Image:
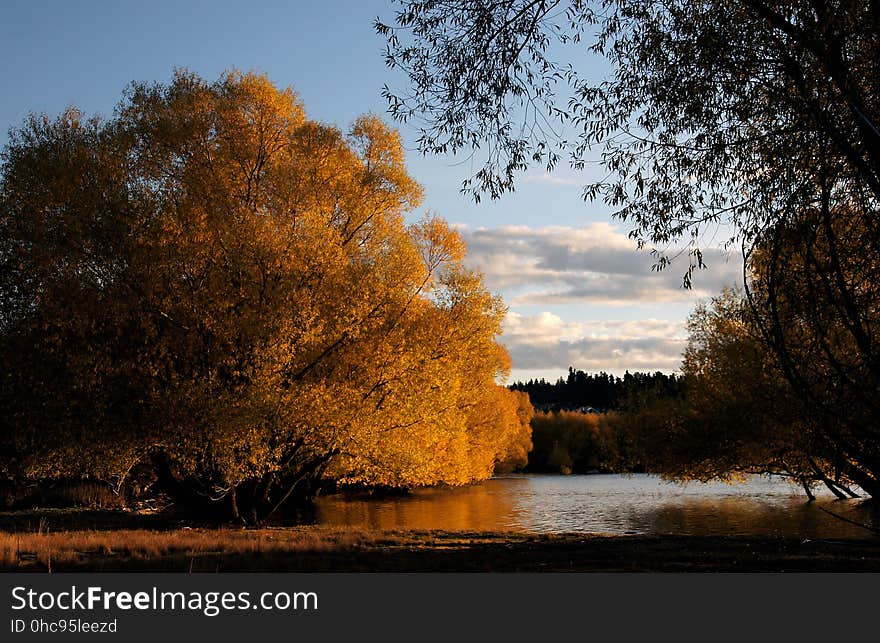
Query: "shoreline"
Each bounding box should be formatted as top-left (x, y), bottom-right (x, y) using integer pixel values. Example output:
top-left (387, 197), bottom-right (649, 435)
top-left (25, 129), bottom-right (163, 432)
top-left (1, 519), bottom-right (878, 572)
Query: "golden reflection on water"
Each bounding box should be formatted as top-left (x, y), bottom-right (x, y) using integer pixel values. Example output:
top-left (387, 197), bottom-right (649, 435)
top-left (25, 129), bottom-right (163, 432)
top-left (318, 479), bottom-right (530, 532)
top-left (316, 474), bottom-right (878, 538)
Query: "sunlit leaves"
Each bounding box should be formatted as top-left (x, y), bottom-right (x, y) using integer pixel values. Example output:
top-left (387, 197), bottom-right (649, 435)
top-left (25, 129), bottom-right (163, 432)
top-left (0, 71), bottom-right (533, 518)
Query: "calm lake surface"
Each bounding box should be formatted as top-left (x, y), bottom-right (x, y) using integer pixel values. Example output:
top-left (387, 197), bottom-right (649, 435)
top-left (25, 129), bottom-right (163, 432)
top-left (316, 474), bottom-right (878, 539)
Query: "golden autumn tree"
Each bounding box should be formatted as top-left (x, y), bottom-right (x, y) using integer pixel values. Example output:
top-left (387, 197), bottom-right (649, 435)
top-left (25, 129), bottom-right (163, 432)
top-left (0, 70), bottom-right (532, 523)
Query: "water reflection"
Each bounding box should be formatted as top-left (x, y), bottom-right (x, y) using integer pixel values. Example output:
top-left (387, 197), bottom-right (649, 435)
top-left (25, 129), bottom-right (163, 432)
top-left (317, 481), bottom-right (527, 532)
top-left (316, 474), bottom-right (879, 538)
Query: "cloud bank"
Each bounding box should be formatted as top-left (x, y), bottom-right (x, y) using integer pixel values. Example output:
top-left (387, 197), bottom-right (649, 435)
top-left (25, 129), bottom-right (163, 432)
top-left (502, 312), bottom-right (687, 375)
top-left (460, 223), bottom-right (742, 307)
top-left (456, 223), bottom-right (741, 375)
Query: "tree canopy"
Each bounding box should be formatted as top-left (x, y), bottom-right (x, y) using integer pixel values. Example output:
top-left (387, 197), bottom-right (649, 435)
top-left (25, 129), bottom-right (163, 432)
top-left (378, 0), bottom-right (879, 265)
top-left (0, 70), bottom-right (532, 522)
top-left (622, 287), bottom-right (863, 499)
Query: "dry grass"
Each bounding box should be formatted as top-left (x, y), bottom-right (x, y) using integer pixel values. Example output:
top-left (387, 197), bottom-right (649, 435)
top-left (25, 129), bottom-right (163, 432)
top-left (0, 526), bottom-right (378, 570)
top-left (2, 521), bottom-right (879, 572)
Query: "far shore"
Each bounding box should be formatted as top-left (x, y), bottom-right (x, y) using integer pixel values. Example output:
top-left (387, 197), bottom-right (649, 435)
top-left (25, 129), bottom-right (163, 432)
top-left (1, 509), bottom-right (878, 572)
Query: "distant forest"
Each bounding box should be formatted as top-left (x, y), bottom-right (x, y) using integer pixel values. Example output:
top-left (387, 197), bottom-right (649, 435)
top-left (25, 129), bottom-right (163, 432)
top-left (510, 368), bottom-right (683, 411)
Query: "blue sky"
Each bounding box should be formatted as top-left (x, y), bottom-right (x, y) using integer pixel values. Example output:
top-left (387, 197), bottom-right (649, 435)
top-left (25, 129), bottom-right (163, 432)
top-left (1, 0), bottom-right (741, 381)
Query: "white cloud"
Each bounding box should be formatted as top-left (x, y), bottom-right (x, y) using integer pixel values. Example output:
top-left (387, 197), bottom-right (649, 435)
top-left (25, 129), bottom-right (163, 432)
top-left (501, 312), bottom-right (687, 374)
top-left (521, 172), bottom-right (582, 186)
top-left (452, 223), bottom-right (740, 375)
top-left (460, 223), bottom-right (742, 307)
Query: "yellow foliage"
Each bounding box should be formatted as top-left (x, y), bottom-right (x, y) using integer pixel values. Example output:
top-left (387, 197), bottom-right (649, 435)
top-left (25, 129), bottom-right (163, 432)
top-left (0, 70), bottom-right (533, 513)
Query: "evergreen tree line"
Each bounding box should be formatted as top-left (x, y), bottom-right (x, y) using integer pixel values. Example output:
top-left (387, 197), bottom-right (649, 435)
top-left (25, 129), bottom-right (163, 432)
top-left (510, 368), bottom-right (683, 412)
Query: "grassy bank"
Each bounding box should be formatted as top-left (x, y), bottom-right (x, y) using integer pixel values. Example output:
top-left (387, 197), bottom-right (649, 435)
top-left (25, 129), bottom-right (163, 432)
top-left (1, 510), bottom-right (879, 572)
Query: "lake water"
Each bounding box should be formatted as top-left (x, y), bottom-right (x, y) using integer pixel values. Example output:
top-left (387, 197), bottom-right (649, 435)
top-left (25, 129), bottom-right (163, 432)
top-left (316, 473), bottom-right (879, 539)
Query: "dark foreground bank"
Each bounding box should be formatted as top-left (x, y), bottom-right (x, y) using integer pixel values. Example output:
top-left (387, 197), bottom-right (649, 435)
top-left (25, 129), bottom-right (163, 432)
top-left (1, 510), bottom-right (878, 572)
